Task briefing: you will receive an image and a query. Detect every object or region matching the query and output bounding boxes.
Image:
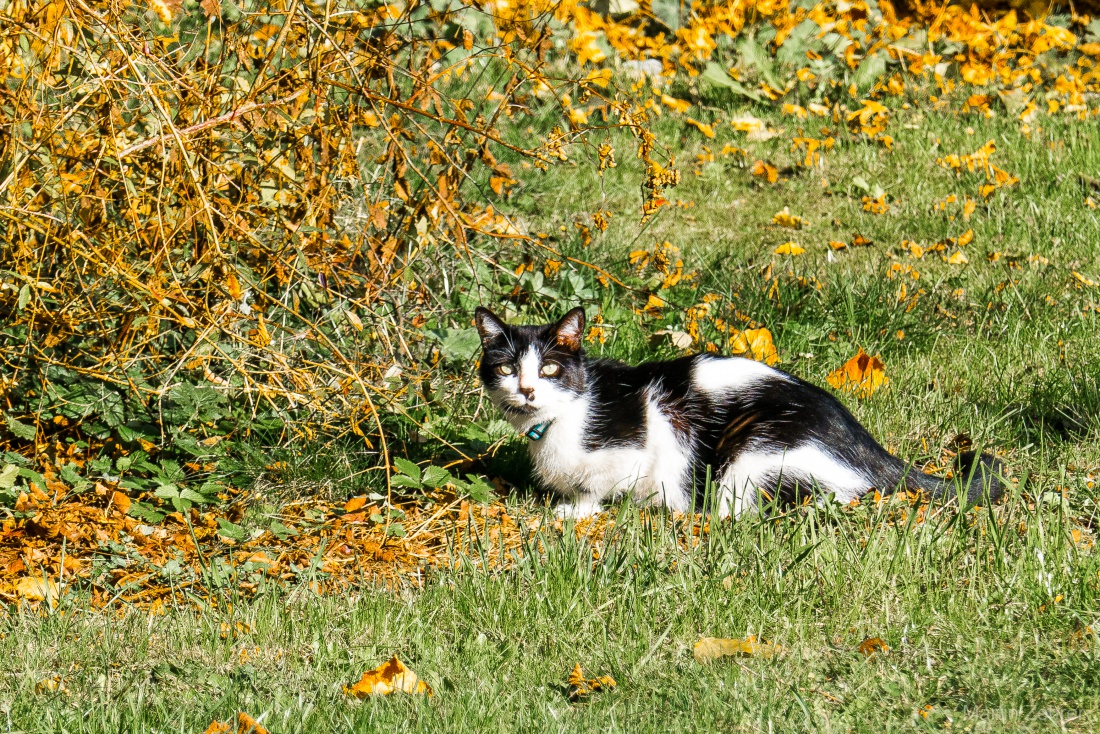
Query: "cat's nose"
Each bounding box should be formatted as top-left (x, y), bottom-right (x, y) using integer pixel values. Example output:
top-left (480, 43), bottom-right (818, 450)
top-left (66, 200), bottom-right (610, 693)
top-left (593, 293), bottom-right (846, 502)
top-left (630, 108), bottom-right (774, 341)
top-left (518, 386), bottom-right (535, 400)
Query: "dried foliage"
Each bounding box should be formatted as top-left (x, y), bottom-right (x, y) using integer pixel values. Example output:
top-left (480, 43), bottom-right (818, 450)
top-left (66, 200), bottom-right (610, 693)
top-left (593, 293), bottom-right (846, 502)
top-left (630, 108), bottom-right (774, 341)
top-left (0, 0), bottom-right (671, 511)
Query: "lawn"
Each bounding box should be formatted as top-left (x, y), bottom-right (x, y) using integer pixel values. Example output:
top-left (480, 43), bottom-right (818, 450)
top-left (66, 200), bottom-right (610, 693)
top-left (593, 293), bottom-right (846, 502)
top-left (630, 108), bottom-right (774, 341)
top-left (4, 99), bottom-right (1100, 732)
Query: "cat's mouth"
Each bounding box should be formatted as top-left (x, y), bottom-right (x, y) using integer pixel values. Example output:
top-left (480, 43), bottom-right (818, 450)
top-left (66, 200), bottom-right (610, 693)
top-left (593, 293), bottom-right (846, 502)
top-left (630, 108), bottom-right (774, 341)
top-left (502, 402), bottom-right (537, 415)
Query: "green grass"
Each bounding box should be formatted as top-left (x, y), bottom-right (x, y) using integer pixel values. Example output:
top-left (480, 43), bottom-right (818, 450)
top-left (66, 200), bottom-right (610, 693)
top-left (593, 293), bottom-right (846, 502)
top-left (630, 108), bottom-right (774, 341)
top-left (4, 103), bottom-right (1100, 731)
top-left (4, 495), bottom-right (1098, 731)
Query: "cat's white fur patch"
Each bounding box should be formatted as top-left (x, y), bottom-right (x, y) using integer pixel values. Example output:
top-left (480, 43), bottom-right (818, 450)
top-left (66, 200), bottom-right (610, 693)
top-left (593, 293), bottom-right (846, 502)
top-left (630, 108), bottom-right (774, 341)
top-left (515, 389), bottom-right (692, 519)
top-left (717, 444), bottom-right (870, 517)
top-left (690, 356), bottom-right (789, 397)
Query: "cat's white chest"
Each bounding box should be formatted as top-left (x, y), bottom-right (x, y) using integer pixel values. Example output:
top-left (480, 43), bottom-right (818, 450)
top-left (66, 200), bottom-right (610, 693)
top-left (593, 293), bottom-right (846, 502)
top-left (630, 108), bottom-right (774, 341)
top-left (527, 393), bottom-right (692, 515)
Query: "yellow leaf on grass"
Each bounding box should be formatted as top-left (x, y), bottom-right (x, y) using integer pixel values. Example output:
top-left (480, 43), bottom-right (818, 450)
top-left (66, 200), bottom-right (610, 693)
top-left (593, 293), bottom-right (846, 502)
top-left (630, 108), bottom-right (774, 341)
top-left (236, 713), bottom-right (269, 734)
top-left (685, 118), bottom-right (716, 138)
top-left (947, 250), bottom-right (969, 265)
top-left (730, 114), bottom-right (765, 133)
top-left (661, 94), bottom-right (691, 113)
top-left (957, 228), bottom-right (974, 246)
top-left (567, 664), bottom-right (616, 700)
top-left (15, 576), bottom-right (59, 603)
top-left (730, 328), bottom-right (778, 366)
top-left (345, 655), bottom-right (433, 697)
top-left (750, 160), bottom-right (778, 184)
top-left (35, 676), bottom-right (69, 695)
top-left (826, 349), bottom-right (888, 398)
top-left (828, 240), bottom-right (847, 250)
top-left (1073, 271), bottom-right (1098, 287)
top-left (862, 195), bottom-right (889, 214)
top-left (857, 637), bottom-right (890, 657)
top-left (772, 207), bottom-right (805, 229)
top-left (694, 636), bottom-right (780, 663)
top-left (775, 242), bottom-right (804, 255)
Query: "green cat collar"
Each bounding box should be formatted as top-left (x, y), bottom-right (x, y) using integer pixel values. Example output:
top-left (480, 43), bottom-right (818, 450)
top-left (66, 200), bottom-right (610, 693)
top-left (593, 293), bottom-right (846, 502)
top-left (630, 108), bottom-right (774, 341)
top-left (525, 421), bottom-right (552, 441)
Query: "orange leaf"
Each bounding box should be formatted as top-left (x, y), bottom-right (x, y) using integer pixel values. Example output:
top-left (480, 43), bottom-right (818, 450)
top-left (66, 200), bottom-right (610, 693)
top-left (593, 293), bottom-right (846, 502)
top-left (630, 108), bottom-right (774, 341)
top-left (730, 328), bottom-right (778, 366)
top-left (857, 637), bottom-right (889, 657)
top-left (826, 348), bottom-right (888, 398)
top-left (344, 496), bottom-right (367, 513)
top-left (567, 664), bottom-right (617, 700)
top-left (236, 713), bottom-right (269, 734)
top-left (111, 490), bottom-right (131, 514)
top-left (345, 655), bottom-right (433, 697)
top-left (751, 160), bottom-right (778, 184)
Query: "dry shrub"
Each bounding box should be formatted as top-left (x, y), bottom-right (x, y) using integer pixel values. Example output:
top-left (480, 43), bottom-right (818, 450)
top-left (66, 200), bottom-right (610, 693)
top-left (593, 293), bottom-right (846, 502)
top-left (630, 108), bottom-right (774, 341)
top-left (0, 0), bottom-right (672, 501)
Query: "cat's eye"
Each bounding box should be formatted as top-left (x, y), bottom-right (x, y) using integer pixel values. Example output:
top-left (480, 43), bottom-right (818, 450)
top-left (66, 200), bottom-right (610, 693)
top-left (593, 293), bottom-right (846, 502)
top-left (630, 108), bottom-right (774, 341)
top-left (495, 364), bottom-right (514, 376)
top-left (540, 363), bottom-right (560, 377)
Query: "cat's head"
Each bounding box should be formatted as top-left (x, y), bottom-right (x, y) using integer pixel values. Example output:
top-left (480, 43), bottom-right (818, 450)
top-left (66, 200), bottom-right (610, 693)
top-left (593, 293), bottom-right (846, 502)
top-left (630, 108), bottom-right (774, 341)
top-left (474, 307), bottom-right (587, 418)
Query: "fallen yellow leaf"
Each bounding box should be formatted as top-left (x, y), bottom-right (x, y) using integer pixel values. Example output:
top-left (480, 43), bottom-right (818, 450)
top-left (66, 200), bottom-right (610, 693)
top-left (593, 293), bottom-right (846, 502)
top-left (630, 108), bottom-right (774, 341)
top-left (567, 664), bottom-right (616, 700)
top-left (750, 160), bottom-right (778, 184)
top-left (15, 576), bottom-right (58, 603)
top-left (826, 348), bottom-right (888, 398)
top-left (730, 328), bottom-right (779, 366)
top-left (774, 242), bottom-right (805, 255)
top-left (661, 94), bottom-right (691, 113)
top-left (730, 114), bottom-right (765, 133)
top-left (694, 636), bottom-right (780, 663)
top-left (685, 118), bottom-right (715, 138)
top-left (345, 655), bottom-right (433, 697)
top-left (772, 207), bottom-right (805, 229)
top-left (947, 250), bottom-right (969, 265)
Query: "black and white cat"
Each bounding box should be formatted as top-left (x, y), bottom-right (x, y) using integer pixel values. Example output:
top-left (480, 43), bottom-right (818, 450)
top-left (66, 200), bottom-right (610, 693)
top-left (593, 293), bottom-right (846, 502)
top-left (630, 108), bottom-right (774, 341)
top-left (474, 306), bottom-right (1004, 519)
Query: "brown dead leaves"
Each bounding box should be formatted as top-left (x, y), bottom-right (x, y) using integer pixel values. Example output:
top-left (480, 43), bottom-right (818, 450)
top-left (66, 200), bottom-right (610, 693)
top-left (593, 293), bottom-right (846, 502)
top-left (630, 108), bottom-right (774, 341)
top-left (345, 655), bottom-right (434, 697)
top-left (827, 349), bottom-right (889, 398)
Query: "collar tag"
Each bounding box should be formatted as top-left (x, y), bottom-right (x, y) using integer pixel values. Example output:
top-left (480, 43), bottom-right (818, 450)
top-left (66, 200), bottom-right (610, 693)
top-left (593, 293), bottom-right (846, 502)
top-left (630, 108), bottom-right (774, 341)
top-left (525, 421), bottom-right (551, 441)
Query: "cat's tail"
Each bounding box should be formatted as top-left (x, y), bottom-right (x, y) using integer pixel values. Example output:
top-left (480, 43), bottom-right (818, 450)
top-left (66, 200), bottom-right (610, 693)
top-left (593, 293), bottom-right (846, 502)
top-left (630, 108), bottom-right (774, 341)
top-left (898, 451), bottom-right (1006, 505)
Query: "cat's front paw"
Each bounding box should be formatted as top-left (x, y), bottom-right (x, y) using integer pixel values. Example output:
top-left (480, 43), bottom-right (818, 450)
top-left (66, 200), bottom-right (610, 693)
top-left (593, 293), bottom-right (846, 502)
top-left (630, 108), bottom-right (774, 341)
top-left (555, 498), bottom-right (602, 520)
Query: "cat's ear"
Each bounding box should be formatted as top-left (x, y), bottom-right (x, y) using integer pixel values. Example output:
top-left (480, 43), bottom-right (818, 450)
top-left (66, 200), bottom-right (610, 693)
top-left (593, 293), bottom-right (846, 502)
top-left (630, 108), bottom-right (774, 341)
top-left (553, 307), bottom-right (586, 352)
top-left (474, 307), bottom-right (507, 346)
